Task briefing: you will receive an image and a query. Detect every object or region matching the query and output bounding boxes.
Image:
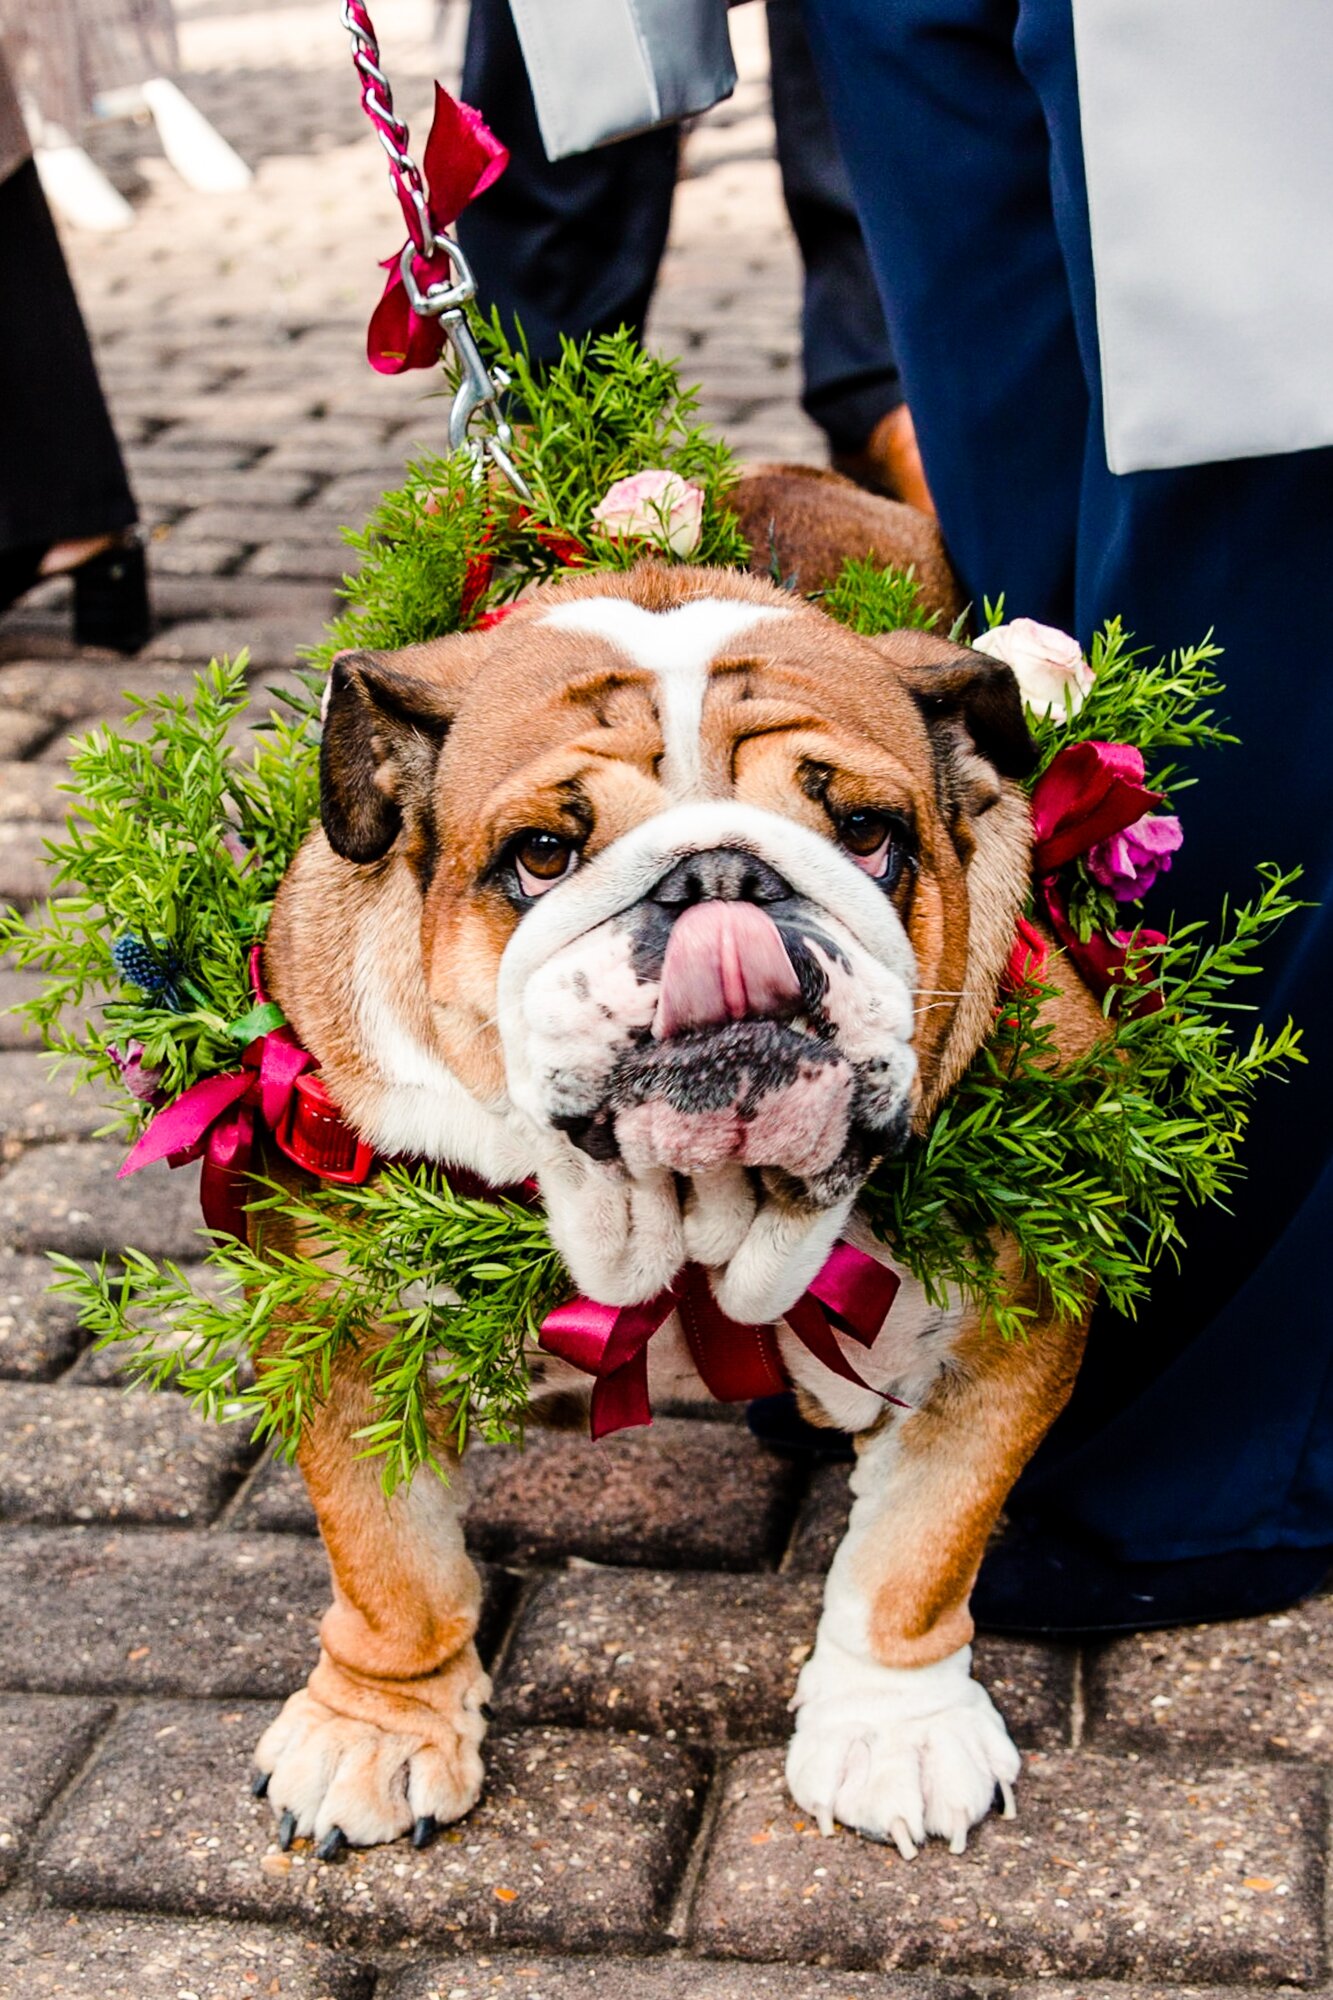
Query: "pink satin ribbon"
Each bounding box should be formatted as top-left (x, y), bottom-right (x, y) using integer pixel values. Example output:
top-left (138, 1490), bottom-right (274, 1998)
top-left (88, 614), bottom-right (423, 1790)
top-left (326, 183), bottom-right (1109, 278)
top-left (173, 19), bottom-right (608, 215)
top-left (540, 1241), bottom-right (904, 1440)
top-left (1029, 741), bottom-right (1166, 1006)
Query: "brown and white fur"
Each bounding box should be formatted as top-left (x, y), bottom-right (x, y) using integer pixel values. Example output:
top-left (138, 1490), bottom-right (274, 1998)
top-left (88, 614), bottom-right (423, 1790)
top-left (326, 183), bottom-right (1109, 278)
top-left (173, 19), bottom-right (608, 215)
top-left (255, 495), bottom-right (1103, 1862)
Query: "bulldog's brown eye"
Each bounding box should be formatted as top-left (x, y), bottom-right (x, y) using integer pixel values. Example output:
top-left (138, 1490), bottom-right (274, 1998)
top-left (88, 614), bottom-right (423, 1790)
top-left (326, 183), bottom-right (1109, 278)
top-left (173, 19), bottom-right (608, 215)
top-left (841, 809), bottom-right (892, 856)
top-left (512, 829), bottom-right (580, 897)
top-left (838, 809), bottom-right (914, 891)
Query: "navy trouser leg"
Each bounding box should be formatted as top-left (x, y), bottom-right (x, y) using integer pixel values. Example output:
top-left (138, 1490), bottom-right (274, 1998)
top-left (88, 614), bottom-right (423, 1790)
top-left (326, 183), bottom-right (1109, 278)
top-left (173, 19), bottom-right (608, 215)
top-left (456, 0), bottom-right (679, 359)
top-left (804, 0), bottom-right (1333, 1560)
top-left (800, 0), bottom-right (1087, 618)
top-left (766, 0), bottom-right (902, 452)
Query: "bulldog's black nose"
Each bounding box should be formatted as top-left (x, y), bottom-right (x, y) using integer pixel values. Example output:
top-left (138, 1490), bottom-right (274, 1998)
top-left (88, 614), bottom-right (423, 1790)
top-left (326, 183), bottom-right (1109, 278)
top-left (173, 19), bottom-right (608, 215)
top-left (652, 847), bottom-right (791, 907)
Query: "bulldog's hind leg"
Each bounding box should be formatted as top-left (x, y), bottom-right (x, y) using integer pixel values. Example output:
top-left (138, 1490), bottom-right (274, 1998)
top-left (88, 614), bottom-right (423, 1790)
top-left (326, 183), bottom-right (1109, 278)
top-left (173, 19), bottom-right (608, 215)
top-left (254, 1352), bottom-right (489, 1855)
top-left (786, 1296), bottom-right (1086, 1856)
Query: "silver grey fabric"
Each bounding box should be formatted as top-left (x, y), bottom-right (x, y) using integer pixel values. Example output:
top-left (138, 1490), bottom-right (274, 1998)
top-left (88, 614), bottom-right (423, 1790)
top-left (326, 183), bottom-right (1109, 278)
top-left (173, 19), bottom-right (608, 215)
top-left (506, 0), bottom-right (735, 160)
top-left (1073, 0), bottom-right (1333, 473)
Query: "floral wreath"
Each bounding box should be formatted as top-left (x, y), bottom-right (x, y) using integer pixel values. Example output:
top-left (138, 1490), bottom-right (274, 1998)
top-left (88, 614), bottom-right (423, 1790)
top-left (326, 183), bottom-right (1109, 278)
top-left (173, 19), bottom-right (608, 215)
top-left (0, 96), bottom-right (1301, 1484)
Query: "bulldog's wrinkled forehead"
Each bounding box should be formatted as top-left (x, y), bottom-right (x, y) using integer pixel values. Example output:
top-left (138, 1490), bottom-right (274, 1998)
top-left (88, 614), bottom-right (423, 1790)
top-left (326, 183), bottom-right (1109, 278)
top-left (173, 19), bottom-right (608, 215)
top-left (541, 595), bottom-right (791, 796)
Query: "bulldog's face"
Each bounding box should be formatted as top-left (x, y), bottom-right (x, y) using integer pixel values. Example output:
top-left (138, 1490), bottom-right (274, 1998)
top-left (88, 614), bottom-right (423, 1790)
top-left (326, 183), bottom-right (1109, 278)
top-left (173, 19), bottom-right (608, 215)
top-left (316, 567), bottom-right (1033, 1315)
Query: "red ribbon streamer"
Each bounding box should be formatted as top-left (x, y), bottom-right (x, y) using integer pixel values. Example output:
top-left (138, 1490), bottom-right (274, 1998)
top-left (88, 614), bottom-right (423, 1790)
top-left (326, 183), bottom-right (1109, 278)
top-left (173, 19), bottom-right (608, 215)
top-left (540, 1243), bottom-right (904, 1440)
top-left (367, 85), bottom-right (508, 376)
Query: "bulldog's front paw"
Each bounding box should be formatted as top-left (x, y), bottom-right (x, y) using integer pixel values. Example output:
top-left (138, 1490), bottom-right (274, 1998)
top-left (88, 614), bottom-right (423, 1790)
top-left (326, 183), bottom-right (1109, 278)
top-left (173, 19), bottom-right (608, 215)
top-left (785, 1638), bottom-right (1019, 1859)
top-left (254, 1645), bottom-right (490, 1857)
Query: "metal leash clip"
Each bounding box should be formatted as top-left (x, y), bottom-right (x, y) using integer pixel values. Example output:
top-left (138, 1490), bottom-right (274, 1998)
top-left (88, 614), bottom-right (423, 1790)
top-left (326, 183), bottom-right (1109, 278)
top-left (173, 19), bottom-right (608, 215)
top-left (397, 236), bottom-right (531, 499)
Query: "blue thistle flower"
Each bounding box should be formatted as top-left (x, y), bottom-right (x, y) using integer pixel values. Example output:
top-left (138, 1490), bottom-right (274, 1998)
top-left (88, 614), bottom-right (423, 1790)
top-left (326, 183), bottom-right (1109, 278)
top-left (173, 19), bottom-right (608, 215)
top-left (111, 933), bottom-right (185, 1010)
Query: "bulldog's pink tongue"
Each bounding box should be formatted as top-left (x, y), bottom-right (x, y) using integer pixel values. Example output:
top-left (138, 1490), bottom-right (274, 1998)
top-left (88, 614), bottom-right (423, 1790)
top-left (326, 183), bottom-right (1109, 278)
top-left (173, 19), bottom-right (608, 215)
top-left (653, 900), bottom-right (802, 1040)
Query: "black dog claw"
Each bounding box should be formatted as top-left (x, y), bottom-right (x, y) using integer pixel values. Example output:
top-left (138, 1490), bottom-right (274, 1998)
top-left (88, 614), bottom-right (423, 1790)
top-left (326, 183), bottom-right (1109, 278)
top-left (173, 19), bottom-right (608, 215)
top-left (411, 1815), bottom-right (438, 1851)
top-left (316, 1826), bottom-right (348, 1863)
top-left (479, 1701), bottom-right (494, 1721)
top-left (277, 1809), bottom-right (297, 1851)
top-left (251, 1770), bottom-right (270, 1798)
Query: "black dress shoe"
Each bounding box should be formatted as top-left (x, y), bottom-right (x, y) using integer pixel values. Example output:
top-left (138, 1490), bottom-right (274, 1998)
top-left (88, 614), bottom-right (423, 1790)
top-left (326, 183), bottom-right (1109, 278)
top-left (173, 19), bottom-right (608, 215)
top-left (0, 533), bottom-right (151, 653)
top-left (973, 1515), bottom-right (1333, 1637)
top-left (73, 536), bottom-right (151, 652)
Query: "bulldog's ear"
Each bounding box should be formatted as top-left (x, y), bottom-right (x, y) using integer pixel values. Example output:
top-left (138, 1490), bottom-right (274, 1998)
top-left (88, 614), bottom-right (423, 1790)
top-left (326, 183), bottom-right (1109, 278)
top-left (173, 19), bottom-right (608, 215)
top-left (319, 646), bottom-right (461, 863)
top-left (867, 630), bottom-right (1037, 812)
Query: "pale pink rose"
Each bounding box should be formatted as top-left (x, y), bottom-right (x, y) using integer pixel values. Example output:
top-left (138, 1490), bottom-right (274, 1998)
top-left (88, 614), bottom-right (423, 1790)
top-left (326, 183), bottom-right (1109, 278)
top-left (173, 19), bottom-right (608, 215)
top-left (973, 617), bottom-right (1094, 719)
top-left (1087, 812), bottom-right (1183, 902)
top-left (591, 469), bottom-right (705, 557)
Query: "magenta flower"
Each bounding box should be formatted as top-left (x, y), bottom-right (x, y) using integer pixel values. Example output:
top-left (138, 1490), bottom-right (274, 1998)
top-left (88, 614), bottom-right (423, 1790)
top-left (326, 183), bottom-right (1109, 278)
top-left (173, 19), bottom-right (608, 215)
top-left (1087, 812), bottom-right (1183, 902)
top-left (108, 1041), bottom-right (166, 1104)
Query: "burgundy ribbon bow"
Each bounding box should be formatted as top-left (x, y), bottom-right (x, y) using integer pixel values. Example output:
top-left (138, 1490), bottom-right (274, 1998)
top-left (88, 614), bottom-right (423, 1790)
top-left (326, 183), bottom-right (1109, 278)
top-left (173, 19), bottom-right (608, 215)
top-left (118, 950), bottom-right (313, 1240)
top-left (368, 86), bottom-right (508, 376)
top-left (1029, 741), bottom-right (1167, 1005)
top-left (540, 1242), bottom-right (904, 1440)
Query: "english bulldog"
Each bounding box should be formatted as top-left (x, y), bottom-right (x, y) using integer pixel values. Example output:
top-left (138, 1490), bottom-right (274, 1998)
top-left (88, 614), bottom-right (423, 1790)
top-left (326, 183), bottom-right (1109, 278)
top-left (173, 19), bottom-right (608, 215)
top-left (255, 491), bottom-right (1102, 1863)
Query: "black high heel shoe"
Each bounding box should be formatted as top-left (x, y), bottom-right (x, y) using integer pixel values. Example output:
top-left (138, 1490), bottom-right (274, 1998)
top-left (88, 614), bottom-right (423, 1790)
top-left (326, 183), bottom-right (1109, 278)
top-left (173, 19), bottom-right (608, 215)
top-left (0, 533), bottom-right (151, 654)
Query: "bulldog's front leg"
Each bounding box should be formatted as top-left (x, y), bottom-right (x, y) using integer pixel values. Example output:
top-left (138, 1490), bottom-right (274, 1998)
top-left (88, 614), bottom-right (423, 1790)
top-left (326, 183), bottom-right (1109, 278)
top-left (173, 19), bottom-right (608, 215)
top-left (254, 1351), bottom-right (489, 1856)
top-left (787, 1302), bottom-right (1086, 1856)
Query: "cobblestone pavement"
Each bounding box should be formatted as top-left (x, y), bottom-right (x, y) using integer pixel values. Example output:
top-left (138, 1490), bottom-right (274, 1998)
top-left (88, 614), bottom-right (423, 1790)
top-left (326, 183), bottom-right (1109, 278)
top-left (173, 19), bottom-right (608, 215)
top-left (2, 4), bottom-right (1332, 1996)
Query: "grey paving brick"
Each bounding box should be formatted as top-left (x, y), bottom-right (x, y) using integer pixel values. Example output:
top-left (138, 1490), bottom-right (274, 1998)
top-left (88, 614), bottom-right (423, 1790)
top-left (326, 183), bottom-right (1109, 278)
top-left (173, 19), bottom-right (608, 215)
top-left (0, 762), bottom-right (71, 821)
top-left (148, 575), bottom-right (335, 625)
top-left (973, 1639), bottom-right (1077, 1752)
top-left (170, 504), bottom-right (332, 546)
top-left (150, 536), bottom-right (249, 579)
top-left (0, 1139), bottom-right (206, 1259)
top-left (0, 1525), bottom-right (512, 1693)
top-left (127, 439), bottom-right (261, 472)
top-left (0, 1529), bottom-right (323, 1696)
top-left (33, 1702), bottom-right (707, 1952)
top-left (785, 1462), bottom-right (852, 1573)
top-left (466, 1420), bottom-right (801, 1572)
top-left (1006, 1988), bottom-right (1286, 2000)
top-left (689, 1748), bottom-right (1324, 1981)
top-left (0, 1053), bottom-right (114, 1146)
top-left (246, 542), bottom-right (354, 584)
top-left (0, 660), bottom-right (204, 723)
top-left (494, 1570), bottom-right (823, 1744)
top-left (0, 1251), bottom-right (87, 1379)
top-left (383, 1956), bottom-right (948, 1999)
top-left (0, 709), bottom-right (52, 758)
top-left (1087, 1601), bottom-right (1333, 1756)
top-left (0, 1910), bottom-right (366, 2000)
top-left (230, 1449), bottom-right (317, 1533)
top-left (0, 1383), bottom-right (255, 1524)
top-left (0, 823), bottom-right (59, 905)
top-left (0, 1693), bottom-right (111, 1886)
top-left (130, 466), bottom-right (321, 510)
top-left (143, 618), bottom-right (315, 673)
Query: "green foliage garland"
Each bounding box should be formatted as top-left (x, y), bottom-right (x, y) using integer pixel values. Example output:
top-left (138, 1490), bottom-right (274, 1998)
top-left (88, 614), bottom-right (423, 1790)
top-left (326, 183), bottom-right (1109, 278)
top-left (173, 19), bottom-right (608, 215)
top-left (0, 335), bottom-right (1303, 1485)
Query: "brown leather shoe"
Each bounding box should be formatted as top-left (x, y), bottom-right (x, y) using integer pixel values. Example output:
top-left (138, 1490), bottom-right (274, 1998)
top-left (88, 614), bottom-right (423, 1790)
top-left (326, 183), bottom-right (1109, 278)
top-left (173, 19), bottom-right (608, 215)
top-left (832, 403), bottom-right (936, 517)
